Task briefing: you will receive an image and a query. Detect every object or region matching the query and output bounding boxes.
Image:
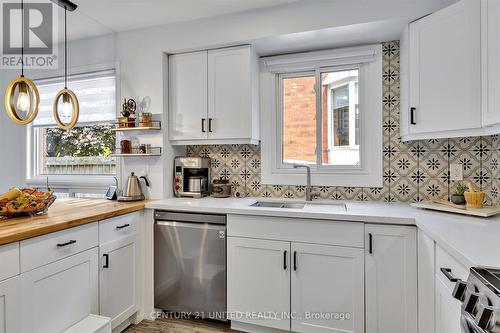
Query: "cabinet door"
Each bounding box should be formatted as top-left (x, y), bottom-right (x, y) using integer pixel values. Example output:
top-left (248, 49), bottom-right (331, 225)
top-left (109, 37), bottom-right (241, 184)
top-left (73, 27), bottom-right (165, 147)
top-left (483, 0), bottom-right (500, 126)
top-left (227, 237), bottom-right (290, 331)
top-left (291, 243), bottom-right (364, 333)
top-left (0, 276), bottom-right (21, 333)
top-left (365, 225), bottom-right (417, 333)
top-left (20, 248), bottom-right (98, 333)
top-left (208, 46), bottom-right (254, 140)
top-left (417, 230), bottom-right (435, 333)
top-left (99, 234), bottom-right (138, 329)
top-left (408, 0), bottom-right (481, 135)
top-left (435, 276), bottom-right (462, 333)
top-left (169, 51), bottom-right (208, 141)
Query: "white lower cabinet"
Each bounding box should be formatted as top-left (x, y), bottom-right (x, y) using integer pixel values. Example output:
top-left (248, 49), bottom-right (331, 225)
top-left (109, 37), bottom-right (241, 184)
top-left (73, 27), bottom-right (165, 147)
top-left (435, 276), bottom-right (462, 333)
top-left (228, 237), bottom-right (365, 333)
top-left (365, 225), bottom-right (417, 333)
top-left (20, 247), bottom-right (99, 333)
top-left (0, 276), bottom-right (21, 333)
top-left (227, 237), bottom-right (291, 331)
top-left (99, 234), bottom-right (139, 329)
top-left (291, 243), bottom-right (364, 333)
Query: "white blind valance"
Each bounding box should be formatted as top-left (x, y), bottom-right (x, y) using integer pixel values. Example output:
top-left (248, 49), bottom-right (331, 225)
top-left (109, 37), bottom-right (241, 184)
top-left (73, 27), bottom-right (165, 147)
top-left (33, 69), bottom-right (117, 127)
top-left (261, 44), bottom-right (381, 73)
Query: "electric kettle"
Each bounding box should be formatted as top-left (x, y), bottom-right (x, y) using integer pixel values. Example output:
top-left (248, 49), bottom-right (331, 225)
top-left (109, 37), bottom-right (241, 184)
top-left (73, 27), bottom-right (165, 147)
top-left (117, 172), bottom-right (150, 201)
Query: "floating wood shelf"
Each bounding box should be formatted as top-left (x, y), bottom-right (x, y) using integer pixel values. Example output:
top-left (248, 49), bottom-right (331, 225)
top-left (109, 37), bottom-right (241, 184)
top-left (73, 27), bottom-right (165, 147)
top-left (111, 121), bottom-right (161, 132)
top-left (110, 147), bottom-right (162, 157)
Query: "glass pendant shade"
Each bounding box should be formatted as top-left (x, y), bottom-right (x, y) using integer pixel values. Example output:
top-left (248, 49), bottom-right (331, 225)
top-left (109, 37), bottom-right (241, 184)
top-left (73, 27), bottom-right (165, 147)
top-left (4, 76), bottom-right (40, 125)
top-left (53, 88), bottom-right (79, 130)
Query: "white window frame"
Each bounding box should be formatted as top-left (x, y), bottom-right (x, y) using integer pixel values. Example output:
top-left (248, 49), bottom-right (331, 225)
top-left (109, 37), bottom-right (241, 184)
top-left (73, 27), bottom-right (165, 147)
top-left (260, 45), bottom-right (382, 187)
top-left (26, 62), bottom-right (121, 190)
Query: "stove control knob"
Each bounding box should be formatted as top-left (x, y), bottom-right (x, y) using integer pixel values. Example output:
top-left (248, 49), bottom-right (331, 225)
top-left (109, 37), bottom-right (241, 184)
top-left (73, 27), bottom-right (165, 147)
top-left (463, 292), bottom-right (481, 315)
top-left (175, 178), bottom-right (181, 183)
top-left (175, 185), bottom-right (181, 191)
top-left (475, 304), bottom-right (495, 331)
top-left (453, 280), bottom-right (468, 301)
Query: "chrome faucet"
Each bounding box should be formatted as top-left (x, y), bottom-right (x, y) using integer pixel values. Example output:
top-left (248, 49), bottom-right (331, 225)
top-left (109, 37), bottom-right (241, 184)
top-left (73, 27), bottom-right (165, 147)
top-left (293, 163), bottom-right (314, 201)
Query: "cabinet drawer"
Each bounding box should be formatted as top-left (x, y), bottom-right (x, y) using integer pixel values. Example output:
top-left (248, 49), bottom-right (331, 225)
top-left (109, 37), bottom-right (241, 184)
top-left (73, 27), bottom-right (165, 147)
top-left (0, 242), bottom-right (20, 281)
top-left (228, 215), bottom-right (364, 247)
top-left (99, 212), bottom-right (140, 245)
top-left (20, 223), bottom-right (98, 273)
top-left (435, 244), bottom-right (469, 292)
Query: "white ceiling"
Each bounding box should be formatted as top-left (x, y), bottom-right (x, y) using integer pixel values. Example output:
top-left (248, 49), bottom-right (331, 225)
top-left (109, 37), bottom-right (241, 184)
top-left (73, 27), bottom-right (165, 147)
top-left (69, 0), bottom-right (300, 39)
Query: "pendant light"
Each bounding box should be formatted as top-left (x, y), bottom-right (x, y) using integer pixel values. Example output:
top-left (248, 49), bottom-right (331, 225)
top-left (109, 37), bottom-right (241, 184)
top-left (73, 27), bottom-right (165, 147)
top-left (4, 0), bottom-right (40, 125)
top-left (52, 0), bottom-right (79, 130)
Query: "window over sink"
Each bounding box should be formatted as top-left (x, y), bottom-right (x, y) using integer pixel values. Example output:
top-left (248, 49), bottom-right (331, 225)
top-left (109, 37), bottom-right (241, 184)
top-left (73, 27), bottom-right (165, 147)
top-left (260, 45), bottom-right (382, 187)
top-left (27, 69), bottom-right (118, 190)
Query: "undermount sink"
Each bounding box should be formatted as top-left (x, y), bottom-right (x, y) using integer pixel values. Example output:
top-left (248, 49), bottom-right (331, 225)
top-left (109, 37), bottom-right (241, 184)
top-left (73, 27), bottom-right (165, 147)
top-left (250, 201), bottom-right (347, 211)
top-left (250, 201), bottom-right (306, 209)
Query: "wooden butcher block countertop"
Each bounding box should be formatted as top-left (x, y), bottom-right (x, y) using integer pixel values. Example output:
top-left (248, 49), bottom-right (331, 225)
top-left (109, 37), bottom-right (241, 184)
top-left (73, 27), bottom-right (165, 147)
top-left (0, 198), bottom-right (146, 245)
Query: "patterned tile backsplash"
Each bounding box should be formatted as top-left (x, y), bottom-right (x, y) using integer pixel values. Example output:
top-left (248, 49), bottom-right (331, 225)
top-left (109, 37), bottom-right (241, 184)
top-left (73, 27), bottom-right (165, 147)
top-left (187, 41), bottom-right (500, 206)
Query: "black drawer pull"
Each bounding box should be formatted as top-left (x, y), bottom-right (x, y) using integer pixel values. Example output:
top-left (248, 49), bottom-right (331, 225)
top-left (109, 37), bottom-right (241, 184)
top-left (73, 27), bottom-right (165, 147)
top-left (293, 251), bottom-right (297, 271)
top-left (410, 107), bottom-right (417, 125)
top-left (103, 254), bottom-right (109, 268)
top-left (57, 240), bottom-right (76, 247)
top-left (368, 233), bottom-right (373, 254)
top-left (201, 118), bottom-right (206, 133)
top-left (283, 250), bottom-right (287, 270)
top-left (440, 267), bottom-right (460, 282)
top-left (116, 224), bottom-right (130, 230)
top-left (208, 118), bottom-right (213, 133)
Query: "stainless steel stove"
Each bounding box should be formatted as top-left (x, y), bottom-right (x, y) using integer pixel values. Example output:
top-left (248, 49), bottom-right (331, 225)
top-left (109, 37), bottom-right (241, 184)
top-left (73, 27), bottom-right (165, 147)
top-left (453, 267), bottom-right (500, 332)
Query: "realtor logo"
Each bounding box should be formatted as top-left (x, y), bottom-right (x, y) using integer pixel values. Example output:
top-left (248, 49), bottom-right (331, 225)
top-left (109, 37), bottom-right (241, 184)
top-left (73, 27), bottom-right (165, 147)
top-left (1, 0), bottom-right (58, 69)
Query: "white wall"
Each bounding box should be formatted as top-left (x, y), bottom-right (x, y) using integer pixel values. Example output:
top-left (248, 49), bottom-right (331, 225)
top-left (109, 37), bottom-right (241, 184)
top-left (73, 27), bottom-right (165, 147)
top-left (0, 0), bottom-right (452, 197)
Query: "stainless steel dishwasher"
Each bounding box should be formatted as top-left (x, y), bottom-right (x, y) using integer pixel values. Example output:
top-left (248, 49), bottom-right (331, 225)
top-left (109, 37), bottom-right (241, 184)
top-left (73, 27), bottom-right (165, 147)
top-left (154, 211), bottom-right (226, 319)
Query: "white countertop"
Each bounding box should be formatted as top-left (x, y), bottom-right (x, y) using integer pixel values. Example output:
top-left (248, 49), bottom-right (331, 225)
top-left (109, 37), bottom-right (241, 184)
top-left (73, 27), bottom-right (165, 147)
top-left (146, 197), bottom-right (500, 269)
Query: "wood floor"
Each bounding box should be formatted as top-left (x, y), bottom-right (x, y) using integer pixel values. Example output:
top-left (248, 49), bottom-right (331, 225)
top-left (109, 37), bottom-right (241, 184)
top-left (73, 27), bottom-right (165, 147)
top-left (124, 319), bottom-right (241, 333)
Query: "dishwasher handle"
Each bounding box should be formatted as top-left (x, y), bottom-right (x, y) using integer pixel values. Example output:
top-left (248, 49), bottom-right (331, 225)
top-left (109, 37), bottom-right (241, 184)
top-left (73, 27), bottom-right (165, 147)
top-left (155, 211), bottom-right (226, 225)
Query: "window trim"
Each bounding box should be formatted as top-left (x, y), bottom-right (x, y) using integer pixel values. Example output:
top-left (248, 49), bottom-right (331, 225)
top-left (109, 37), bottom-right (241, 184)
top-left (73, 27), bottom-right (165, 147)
top-left (260, 45), bottom-right (383, 187)
top-left (26, 62), bottom-right (121, 190)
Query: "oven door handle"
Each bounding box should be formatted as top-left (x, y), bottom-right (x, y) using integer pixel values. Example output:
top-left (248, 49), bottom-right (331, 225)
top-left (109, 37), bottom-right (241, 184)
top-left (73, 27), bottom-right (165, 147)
top-left (440, 267), bottom-right (460, 282)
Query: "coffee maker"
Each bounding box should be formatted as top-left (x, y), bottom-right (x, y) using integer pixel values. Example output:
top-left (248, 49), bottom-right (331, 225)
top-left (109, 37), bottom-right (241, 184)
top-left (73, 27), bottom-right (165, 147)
top-left (173, 157), bottom-right (211, 198)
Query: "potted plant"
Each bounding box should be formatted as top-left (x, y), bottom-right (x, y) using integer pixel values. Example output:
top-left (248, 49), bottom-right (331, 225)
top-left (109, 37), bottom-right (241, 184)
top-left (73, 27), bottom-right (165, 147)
top-left (451, 182), bottom-right (467, 205)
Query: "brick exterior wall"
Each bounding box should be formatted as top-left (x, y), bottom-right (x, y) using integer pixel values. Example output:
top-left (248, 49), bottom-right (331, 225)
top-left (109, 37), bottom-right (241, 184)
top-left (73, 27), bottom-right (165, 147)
top-left (282, 76), bottom-right (330, 163)
top-left (282, 76), bottom-right (316, 163)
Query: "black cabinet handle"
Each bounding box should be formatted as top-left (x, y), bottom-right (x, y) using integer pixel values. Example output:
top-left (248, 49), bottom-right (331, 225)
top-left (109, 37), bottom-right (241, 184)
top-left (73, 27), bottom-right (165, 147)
top-left (116, 223), bottom-right (130, 230)
top-left (208, 118), bottom-right (213, 133)
top-left (283, 250), bottom-right (287, 270)
top-left (410, 107), bottom-right (416, 125)
top-left (201, 118), bottom-right (206, 133)
top-left (368, 233), bottom-right (373, 254)
top-left (293, 251), bottom-right (297, 271)
top-left (103, 254), bottom-right (109, 268)
top-left (57, 240), bottom-right (76, 247)
top-left (440, 267), bottom-right (460, 282)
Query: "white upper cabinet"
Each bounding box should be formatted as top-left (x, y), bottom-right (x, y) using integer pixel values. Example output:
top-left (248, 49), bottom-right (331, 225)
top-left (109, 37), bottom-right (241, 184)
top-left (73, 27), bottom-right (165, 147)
top-left (208, 46), bottom-right (259, 142)
top-left (365, 225), bottom-right (417, 333)
top-left (169, 45), bottom-right (260, 145)
top-left (169, 51), bottom-right (208, 141)
top-left (482, 0), bottom-right (500, 126)
top-left (401, 0), bottom-right (482, 140)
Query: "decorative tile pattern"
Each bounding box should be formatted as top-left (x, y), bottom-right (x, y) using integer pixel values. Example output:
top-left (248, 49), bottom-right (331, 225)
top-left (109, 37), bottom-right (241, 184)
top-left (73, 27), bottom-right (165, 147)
top-left (188, 41), bottom-right (499, 206)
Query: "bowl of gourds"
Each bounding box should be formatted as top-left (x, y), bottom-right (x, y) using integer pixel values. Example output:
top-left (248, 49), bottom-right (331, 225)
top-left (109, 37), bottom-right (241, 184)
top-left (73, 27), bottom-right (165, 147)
top-left (0, 187), bottom-right (56, 218)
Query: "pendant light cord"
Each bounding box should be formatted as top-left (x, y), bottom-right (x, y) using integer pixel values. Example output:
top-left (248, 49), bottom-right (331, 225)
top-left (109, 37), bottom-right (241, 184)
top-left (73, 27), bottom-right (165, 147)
top-left (64, 8), bottom-right (67, 89)
top-left (21, 0), bottom-right (24, 77)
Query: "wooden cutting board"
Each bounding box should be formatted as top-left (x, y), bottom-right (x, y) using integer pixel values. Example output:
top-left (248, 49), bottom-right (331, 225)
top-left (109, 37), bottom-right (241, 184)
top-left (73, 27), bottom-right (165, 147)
top-left (411, 200), bottom-right (500, 217)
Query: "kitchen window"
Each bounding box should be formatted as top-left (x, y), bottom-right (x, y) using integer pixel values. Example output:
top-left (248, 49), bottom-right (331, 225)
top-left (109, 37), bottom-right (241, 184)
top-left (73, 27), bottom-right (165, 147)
top-left (27, 69), bottom-right (118, 189)
top-left (260, 45), bottom-right (382, 187)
